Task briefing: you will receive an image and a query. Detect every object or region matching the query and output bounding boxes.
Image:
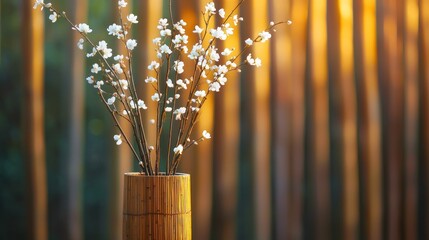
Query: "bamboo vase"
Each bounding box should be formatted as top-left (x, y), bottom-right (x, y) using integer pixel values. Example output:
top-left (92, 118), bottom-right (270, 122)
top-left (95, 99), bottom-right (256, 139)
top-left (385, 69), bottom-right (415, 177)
top-left (123, 173), bottom-right (192, 240)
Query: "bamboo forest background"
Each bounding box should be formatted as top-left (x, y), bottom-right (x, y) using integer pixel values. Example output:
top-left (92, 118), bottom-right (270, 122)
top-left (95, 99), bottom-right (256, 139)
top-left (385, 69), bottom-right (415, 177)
top-left (1, 0), bottom-right (429, 239)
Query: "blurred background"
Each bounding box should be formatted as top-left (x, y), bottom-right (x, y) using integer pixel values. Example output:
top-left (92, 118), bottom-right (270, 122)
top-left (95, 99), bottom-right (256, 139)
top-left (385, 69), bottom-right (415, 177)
top-left (1, 0), bottom-right (429, 239)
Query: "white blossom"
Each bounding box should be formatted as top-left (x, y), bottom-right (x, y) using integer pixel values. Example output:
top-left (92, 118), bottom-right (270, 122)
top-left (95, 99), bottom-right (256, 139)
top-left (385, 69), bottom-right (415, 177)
top-left (165, 107), bottom-right (172, 112)
top-left (107, 96), bottom-right (116, 105)
top-left (259, 31), bottom-right (272, 42)
top-left (188, 43), bottom-right (203, 60)
top-left (114, 55), bottom-right (124, 61)
top-left (148, 61), bottom-right (160, 70)
top-left (112, 63), bottom-right (123, 74)
top-left (193, 25), bottom-right (203, 34)
top-left (218, 8), bottom-right (225, 18)
top-left (113, 134), bottom-right (122, 145)
top-left (107, 24), bottom-right (122, 37)
top-left (49, 12), bottom-right (58, 23)
top-left (176, 79), bottom-right (187, 89)
top-left (166, 79), bottom-right (174, 88)
top-left (174, 107), bottom-right (186, 120)
top-left (287, 20), bottom-right (293, 25)
top-left (245, 38), bottom-right (253, 45)
top-left (91, 63), bottom-right (102, 74)
top-left (96, 40), bottom-right (112, 59)
top-left (202, 130), bottom-right (211, 139)
top-left (152, 37), bottom-right (162, 45)
top-left (127, 14), bottom-right (138, 24)
top-left (173, 144), bottom-right (184, 155)
top-left (126, 39), bottom-right (137, 50)
top-left (33, 0), bottom-right (44, 10)
top-left (151, 93), bottom-right (160, 102)
top-left (218, 75), bottom-right (227, 85)
top-left (77, 38), bottom-right (84, 50)
top-left (74, 23), bottom-right (92, 34)
top-left (159, 44), bottom-right (172, 55)
top-left (233, 15), bottom-right (243, 26)
top-left (118, 0), bottom-right (127, 8)
top-left (221, 48), bottom-right (232, 56)
top-left (158, 18), bottom-right (169, 29)
top-left (86, 76), bottom-right (94, 84)
top-left (210, 27), bottom-right (227, 40)
top-left (174, 61), bottom-right (184, 74)
top-left (94, 80), bottom-right (104, 89)
top-left (137, 100), bottom-right (147, 109)
top-left (210, 49), bottom-right (220, 62)
top-left (209, 82), bottom-right (221, 92)
top-left (119, 79), bottom-right (129, 89)
top-left (195, 90), bottom-right (206, 98)
top-left (205, 2), bottom-right (216, 15)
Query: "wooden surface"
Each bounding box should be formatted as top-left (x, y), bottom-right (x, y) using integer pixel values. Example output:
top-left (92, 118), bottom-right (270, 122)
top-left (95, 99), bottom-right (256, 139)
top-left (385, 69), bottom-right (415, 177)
top-left (123, 173), bottom-right (192, 240)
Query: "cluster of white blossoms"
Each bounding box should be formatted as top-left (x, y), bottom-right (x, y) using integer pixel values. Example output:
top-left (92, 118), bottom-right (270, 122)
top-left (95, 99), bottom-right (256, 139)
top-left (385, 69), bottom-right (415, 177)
top-left (36, 0), bottom-right (288, 174)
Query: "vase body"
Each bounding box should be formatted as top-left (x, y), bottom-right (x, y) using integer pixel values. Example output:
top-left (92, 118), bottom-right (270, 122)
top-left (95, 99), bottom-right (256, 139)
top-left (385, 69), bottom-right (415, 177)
top-left (123, 173), bottom-right (192, 240)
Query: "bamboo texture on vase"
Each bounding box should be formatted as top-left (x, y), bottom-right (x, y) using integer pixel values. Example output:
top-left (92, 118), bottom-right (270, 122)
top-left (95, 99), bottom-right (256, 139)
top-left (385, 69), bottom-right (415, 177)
top-left (123, 173), bottom-right (192, 240)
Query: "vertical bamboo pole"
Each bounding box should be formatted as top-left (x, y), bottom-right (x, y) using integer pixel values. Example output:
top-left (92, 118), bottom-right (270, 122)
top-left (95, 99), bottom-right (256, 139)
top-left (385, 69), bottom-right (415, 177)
top-left (419, 0), bottom-right (429, 238)
top-left (211, 0), bottom-right (240, 239)
top-left (67, 1), bottom-right (87, 240)
top-left (404, 0), bottom-right (419, 238)
top-left (290, 0), bottom-right (308, 238)
top-left (309, 0), bottom-right (331, 238)
top-left (337, 0), bottom-right (359, 238)
top-left (110, 1), bottom-right (134, 239)
top-left (269, 0), bottom-right (292, 239)
top-left (249, 0), bottom-right (272, 239)
top-left (22, 1), bottom-right (47, 240)
top-left (354, 0), bottom-right (382, 238)
top-left (380, 0), bottom-right (404, 238)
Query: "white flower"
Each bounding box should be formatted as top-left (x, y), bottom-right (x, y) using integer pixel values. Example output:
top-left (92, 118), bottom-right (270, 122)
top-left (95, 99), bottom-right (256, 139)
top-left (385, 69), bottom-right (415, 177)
top-left (127, 14), bottom-right (138, 24)
top-left (151, 93), bottom-right (160, 102)
top-left (49, 12), bottom-right (58, 23)
top-left (209, 82), bottom-right (221, 92)
top-left (77, 38), bottom-right (84, 50)
top-left (193, 25), bottom-right (203, 34)
top-left (160, 44), bottom-right (172, 55)
top-left (126, 39), bottom-right (138, 50)
top-left (86, 76), bottom-right (94, 84)
top-left (118, 0), bottom-right (127, 8)
top-left (74, 23), bottom-right (92, 34)
top-left (107, 96), bottom-right (116, 105)
top-left (210, 27), bottom-right (227, 40)
top-left (176, 79), bottom-right (187, 89)
top-left (107, 24), bottom-right (122, 37)
top-left (173, 144), bottom-right (184, 155)
top-left (94, 81), bottom-right (104, 89)
top-left (119, 79), bottom-right (129, 89)
top-left (138, 100), bottom-right (147, 109)
top-left (205, 2), bottom-right (216, 15)
top-left (255, 58), bottom-right (262, 67)
top-left (174, 61), bottom-right (184, 74)
top-left (160, 29), bottom-right (172, 36)
top-left (245, 38), bottom-right (253, 45)
top-left (145, 76), bottom-right (157, 83)
top-left (114, 55), bottom-right (124, 61)
top-left (91, 63), bottom-right (102, 74)
top-left (165, 107), bottom-right (172, 112)
top-left (218, 75), bottom-right (227, 85)
top-left (148, 61), bottom-right (160, 70)
top-left (202, 130), bottom-right (211, 139)
top-left (158, 18), bottom-right (169, 29)
top-left (174, 107), bottom-right (186, 120)
top-left (233, 15), bottom-right (244, 26)
top-left (210, 49), bottom-right (220, 62)
top-left (287, 20), bottom-right (293, 25)
top-left (96, 40), bottom-right (112, 59)
top-left (152, 37), bottom-right (162, 45)
top-left (112, 63), bottom-right (123, 74)
top-left (221, 48), bottom-right (232, 56)
top-left (219, 8), bottom-right (225, 18)
top-left (188, 44), bottom-right (203, 59)
top-left (218, 65), bottom-right (228, 74)
top-left (33, 0), bottom-right (45, 10)
top-left (259, 31), bottom-right (272, 42)
top-left (166, 79), bottom-right (174, 88)
top-left (113, 134), bottom-right (122, 145)
top-left (194, 90), bottom-right (206, 98)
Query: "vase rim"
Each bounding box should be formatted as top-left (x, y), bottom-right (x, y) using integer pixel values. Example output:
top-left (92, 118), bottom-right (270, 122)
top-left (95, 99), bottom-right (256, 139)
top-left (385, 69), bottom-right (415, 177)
top-left (124, 172), bottom-right (190, 177)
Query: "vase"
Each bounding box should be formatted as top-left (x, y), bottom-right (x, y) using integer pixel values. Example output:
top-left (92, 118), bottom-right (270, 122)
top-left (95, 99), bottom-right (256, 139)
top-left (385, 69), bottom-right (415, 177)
top-left (123, 172), bottom-right (192, 240)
